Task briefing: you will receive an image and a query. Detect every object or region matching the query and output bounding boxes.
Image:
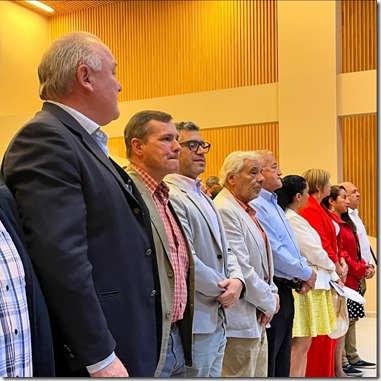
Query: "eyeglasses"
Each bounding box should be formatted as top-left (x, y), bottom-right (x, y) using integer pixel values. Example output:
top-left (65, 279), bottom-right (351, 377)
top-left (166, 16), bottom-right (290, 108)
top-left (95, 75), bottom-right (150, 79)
top-left (179, 140), bottom-right (211, 153)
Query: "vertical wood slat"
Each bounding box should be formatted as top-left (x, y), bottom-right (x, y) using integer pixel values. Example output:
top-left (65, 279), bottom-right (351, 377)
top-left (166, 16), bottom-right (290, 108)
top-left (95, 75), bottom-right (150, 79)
top-left (49, 0), bottom-right (278, 101)
top-left (342, 115), bottom-right (377, 237)
top-left (342, 0), bottom-right (377, 73)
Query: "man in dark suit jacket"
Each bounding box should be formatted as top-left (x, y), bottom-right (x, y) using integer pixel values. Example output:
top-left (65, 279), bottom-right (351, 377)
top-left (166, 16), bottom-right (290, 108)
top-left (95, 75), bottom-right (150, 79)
top-left (0, 174), bottom-right (54, 377)
top-left (2, 31), bottom-right (161, 377)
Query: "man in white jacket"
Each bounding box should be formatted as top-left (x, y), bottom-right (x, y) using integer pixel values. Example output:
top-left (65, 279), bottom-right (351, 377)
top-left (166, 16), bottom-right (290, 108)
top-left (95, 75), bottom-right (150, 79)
top-left (214, 151), bottom-right (279, 377)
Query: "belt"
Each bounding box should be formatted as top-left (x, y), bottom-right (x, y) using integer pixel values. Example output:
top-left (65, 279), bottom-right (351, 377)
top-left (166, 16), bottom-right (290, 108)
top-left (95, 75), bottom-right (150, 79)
top-left (274, 276), bottom-right (302, 291)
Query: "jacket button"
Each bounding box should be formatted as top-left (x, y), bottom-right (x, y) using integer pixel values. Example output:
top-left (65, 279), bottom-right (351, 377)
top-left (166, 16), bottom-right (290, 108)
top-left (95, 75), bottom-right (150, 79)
top-left (133, 208), bottom-right (140, 215)
top-left (167, 271), bottom-right (173, 277)
top-left (151, 290), bottom-right (156, 297)
top-left (165, 311), bottom-right (171, 319)
top-left (68, 354), bottom-right (75, 359)
top-left (217, 254), bottom-right (222, 259)
top-left (146, 249), bottom-right (152, 256)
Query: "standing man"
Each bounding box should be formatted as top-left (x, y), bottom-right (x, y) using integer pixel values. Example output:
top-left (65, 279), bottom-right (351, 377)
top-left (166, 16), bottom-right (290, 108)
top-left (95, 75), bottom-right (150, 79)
top-left (124, 110), bottom-right (194, 377)
top-left (0, 174), bottom-right (54, 377)
top-left (251, 150), bottom-right (316, 377)
top-left (206, 176), bottom-right (223, 199)
top-left (213, 151), bottom-right (279, 377)
top-left (164, 121), bottom-right (245, 377)
top-left (339, 181), bottom-right (376, 371)
top-left (2, 32), bottom-right (161, 377)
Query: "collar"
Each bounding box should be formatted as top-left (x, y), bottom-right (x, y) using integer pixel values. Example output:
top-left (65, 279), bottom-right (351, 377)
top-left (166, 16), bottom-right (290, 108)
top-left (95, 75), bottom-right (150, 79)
top-left (46, 100), bottom-right (100, 136)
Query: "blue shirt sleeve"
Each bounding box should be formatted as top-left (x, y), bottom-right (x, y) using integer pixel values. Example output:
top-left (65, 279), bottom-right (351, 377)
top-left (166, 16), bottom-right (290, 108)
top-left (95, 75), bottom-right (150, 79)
top-left (251, 192), bottom-right (312, 281)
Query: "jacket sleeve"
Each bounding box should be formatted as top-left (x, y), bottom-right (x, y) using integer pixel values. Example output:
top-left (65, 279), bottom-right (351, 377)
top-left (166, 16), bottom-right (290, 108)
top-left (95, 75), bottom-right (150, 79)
top-left (216, 204), bottom-right (276, 316)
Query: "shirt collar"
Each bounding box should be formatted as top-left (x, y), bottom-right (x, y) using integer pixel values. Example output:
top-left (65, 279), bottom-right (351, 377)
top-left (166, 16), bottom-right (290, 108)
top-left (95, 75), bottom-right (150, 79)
top-left (46, 100), bottom-right (100, 136)
top-left (259, 187), bottom-right (277, 202)
top-left (131, 163), bottom-right (169, 198)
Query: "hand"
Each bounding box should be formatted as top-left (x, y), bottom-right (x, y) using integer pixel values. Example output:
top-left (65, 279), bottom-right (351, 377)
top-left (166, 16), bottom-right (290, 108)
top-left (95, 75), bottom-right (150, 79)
top-left (335, 279), bottom-right (345, 287)
top-left (89, 356), bottom-right (129, 377)
top-left (257, 310), bottom-right (273, 327)
top-left (305, 270), bottom-right (317, 290)
top-left (365, 264), bottom-right (375, 279)
top-left (273, 293), bottom-right (280, 314)
top-left (297, 281), bottom-right (311, 295)
top-left (217, 278), bottom-right (243, 308)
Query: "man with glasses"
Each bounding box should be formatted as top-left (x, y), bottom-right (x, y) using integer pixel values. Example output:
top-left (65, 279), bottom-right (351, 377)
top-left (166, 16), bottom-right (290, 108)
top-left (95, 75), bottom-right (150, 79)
top-left (165, 121), bottom-right (245, 377)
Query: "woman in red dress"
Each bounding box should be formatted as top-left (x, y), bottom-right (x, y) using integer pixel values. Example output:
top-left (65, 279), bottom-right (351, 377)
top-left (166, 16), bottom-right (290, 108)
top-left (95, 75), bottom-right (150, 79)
top-left (300, 170), bottom-right (348, 377)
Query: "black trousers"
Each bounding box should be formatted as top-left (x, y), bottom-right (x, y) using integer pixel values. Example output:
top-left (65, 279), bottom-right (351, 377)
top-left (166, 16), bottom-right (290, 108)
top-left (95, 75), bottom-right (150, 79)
top-left (266, 280), bottom-right (295, 377)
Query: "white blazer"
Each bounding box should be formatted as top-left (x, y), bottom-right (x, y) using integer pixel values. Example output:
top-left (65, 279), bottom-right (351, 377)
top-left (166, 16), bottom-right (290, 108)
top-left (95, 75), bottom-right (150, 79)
top-left (285, 208), bottom-right (339, 289)
top-left (214, 188), bottom-right (278, 339)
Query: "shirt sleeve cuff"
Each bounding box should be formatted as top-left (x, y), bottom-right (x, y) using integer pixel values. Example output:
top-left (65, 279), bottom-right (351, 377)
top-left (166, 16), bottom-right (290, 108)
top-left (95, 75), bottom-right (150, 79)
top-left (86, 352), bottom-right (116, 374)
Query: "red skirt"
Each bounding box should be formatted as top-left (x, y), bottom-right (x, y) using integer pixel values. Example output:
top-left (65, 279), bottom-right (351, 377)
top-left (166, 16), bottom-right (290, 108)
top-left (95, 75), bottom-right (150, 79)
top-left (305, 335), bottom-right (337, 377)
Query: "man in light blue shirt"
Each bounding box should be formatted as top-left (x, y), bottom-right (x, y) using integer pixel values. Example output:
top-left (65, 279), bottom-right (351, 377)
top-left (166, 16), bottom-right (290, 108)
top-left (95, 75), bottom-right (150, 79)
top-left (251, 150), bottom-right (316, 377)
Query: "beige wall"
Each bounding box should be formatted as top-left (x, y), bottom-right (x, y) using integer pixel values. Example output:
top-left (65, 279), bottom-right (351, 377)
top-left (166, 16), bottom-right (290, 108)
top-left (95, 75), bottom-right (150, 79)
top-left (0, 0), bottom-right (377, 313)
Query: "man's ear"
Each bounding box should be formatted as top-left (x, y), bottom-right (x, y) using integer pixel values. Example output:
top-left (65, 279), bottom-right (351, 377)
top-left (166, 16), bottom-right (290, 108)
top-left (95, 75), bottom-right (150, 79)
top-left (130, 138), bottom-right (144, 157)
top-left (77, 64), bottom-right (93, 92)
top-left (227, 172), bottom-right (236, 185)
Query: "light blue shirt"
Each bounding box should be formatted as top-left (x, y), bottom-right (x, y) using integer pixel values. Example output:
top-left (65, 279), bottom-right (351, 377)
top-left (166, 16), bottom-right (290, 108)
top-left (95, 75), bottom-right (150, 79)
top-left (250, 188), bottom-right (312, 281)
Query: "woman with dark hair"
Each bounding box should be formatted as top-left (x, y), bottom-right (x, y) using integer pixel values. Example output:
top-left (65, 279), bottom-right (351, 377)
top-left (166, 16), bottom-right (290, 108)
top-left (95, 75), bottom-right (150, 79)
top-left (299, 169), bottom-right (349, 377)
top-left (276, 175), bottom-right (339, 377)
top-left (321, 185), bottom-right (368, 377)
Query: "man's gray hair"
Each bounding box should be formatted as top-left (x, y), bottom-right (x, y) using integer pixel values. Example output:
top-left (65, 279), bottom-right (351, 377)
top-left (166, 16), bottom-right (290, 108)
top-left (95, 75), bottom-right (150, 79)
top-left (219, 151), bottom-right (262, 186)
top-left (38, 31), bottom-right (108, 100)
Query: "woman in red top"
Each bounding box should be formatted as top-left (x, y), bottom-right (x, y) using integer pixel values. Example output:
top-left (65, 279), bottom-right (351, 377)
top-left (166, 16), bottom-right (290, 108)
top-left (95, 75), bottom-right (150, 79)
top-left (322, 185), bottom-right (368, 376)
top-left (300, 169), bottom-right (348, 377)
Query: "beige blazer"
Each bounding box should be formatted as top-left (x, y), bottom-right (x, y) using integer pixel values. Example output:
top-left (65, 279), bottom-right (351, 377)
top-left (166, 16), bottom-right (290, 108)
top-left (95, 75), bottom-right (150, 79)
top-left (214, 187), bottom-right (278, 338)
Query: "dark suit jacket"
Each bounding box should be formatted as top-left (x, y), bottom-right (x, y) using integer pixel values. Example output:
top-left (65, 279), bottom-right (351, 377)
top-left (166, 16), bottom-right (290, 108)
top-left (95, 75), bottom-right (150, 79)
top-left (2, 102), bottom-right (161, 376)
top-left (0, 174), bottom-right (55, 376)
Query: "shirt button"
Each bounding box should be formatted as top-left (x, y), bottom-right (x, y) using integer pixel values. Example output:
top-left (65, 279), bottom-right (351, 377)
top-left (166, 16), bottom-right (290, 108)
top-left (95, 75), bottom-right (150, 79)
top-left (14, 329), bottom-right (18, 335)
top-left (150, 290), bottom-right (156, 297)
top-left (133, 208), bottom-right (140, 215)
top-left (146, 249), bottom-right (152, 256)
top-left (5, 285), bottom-right (9, 291)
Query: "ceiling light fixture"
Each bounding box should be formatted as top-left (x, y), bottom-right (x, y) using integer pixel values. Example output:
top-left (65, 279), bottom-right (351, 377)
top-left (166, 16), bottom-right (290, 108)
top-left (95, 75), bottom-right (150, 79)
top-left (25, 1), bottom-right (54, 13)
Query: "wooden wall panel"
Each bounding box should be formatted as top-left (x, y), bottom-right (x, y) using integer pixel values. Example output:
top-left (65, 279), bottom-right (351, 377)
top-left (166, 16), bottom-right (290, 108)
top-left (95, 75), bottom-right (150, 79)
top-left (342, 114), bottom-right (377, 237)
top-left (200, 123), bottom-right (279, 183)
top-left (49, 0), bottom-right (278, 101)
top-left (342, 0), bottom-right (377, 73)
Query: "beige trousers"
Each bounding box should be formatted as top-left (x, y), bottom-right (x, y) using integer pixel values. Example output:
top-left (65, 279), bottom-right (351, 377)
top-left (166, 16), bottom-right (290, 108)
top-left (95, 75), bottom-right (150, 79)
top-left (221, 327), bottom-right (268, 377)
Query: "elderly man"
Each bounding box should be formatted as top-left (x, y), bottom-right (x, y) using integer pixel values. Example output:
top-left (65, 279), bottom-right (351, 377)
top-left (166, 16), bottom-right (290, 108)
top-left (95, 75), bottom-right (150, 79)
top-left (213, 150), bottom-right (279, 377)
top-left (124, 110), bottom-right (195, 377)
top-left (339, 181), bottom-right (376, 372)
top-left (164, 121), bottom-right (244, 377)
top-left (250, 150), bottom-right (316, 377)
top-left (206, 176), bottom-right (223, 199)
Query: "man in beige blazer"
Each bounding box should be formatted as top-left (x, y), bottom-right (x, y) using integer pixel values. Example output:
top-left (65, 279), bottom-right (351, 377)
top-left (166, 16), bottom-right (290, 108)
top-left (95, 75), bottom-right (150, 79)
top-left (214, 150), bottom-right (279, 377)
top-left (164, 121), bottom-right (245, 377)
top-left (123, 110), bottom-right (195, 377)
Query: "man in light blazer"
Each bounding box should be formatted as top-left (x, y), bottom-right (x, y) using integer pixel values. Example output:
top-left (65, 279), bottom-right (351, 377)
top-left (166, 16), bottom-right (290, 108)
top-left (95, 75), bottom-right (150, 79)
top-left (2, 32), bottom-right (161, 377)
top-left (164, 121), bottom-right (245, 377)
top-left (124, 110), bottom-right (195, 377)
top-left (213, 150), bottom-right (280, 377)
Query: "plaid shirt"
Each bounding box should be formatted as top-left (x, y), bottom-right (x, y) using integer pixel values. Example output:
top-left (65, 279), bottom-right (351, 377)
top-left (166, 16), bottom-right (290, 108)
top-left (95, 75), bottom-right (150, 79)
top-left (132, 164), bottom-right (189, 322)
top-left (0, 220), bottom-right (32, 377)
